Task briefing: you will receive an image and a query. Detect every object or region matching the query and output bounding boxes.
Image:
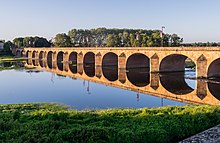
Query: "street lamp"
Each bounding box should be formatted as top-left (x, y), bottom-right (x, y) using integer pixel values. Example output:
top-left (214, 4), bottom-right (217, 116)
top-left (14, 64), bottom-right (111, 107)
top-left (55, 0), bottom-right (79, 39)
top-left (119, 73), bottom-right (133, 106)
top-left (160, 26), bottom-right (165, 47)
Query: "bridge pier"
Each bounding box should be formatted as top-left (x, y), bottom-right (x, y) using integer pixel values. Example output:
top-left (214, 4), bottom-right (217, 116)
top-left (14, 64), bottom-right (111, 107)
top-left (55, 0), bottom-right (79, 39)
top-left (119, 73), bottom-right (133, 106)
top-left (27, 58), bottom-right (32, 65)
top-left (28, 51), bottom-right (32, 59)
top-left (196, 55), bottom-right (207, 78)
top-left (150, 73), bottom-right (160, 90)
top-left (52, 52), bottom-right (57, 69)
top-left (35, 52), bottom-right (39, 60)
top-left (77, 52), bottom-right (83, 65)
top-left (150, 54), bottom-right (159, 73)
top-left (118, 53), bottom-right (126, 69)
top-left (33, 59), bottom-right (39, 66)
top-left (196, 80), bottom-right (207, 99)
top-left (41, 51), bottom-right (47, 61)
top-left (119, 68), bottom-right (126, 83)
top-left (95, 52), bottom-right (102, 67)
top-left (40, 60), bottom-right (47, 68)
top-left (95, 66), bottom-right (102, 78)
top-left (63, 52), bottom-right (69, 71)
top-left (95, 53), bottom-right (102, 78)
top-left (77, 64), bottom-right (83, 75)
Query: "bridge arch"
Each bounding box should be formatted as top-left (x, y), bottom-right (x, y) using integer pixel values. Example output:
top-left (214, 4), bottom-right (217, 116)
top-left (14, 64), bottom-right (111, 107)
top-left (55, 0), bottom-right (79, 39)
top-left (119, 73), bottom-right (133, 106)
top-left (208, 58), bottom-right (220, 78)
top-left (83, 52), bottom-right (95, 77)
top-left (26, 50), bottom-right (30, 58)
top-left (39, 51), bottom-right (44, 60)
top-left (102, 52), bottom-right (118, 67)
top-left (102, 52), bottom-right (118, 81)
top-left (159, 54), bottom-right (196, 95)
top-left (32, 51), bottom-right (37, 59)
top-left (57, 51), bottom-right (64, 71)
top-left (39, 51), bottom-right (45, 67)
top-left (126, 53), bottom-right (150, 69)
top-left (69, 52), bottom-right (77, 74)
top-left (32, 51), bottom-right (38, 66)
top-left (47, 51), bottom-right (53, 69)
top-left (159, 54), bottom-right (196, 73)
top-left (160, 72), bottom-right (194, 95)
top-left (126, 53), bottom-right (150, 87)
top-left (208, 82), bottom-right (220, 101)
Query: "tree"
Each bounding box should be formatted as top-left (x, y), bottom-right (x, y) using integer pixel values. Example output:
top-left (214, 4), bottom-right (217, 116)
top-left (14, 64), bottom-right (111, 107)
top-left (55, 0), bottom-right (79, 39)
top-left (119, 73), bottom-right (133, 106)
top-left (129, 34), bottom-right (135, 47)
top-left (152, 31), bottom-right (161, 47)
top-left (141, 34), bottom-right (148, 47)
top-left (106, 34), bottom-right (115, 47)
top-left (23, 37), bottom-right (34, 47)
top-left (3, 41), bottom-right (14, 53)
top-left (13, 38), bottom-right (24, 48)
top-left (122, 32), bottom-right (131, 47)
top-left (170, 34), bottom-right (183, 47)
top-left (33, 37), bottom-right (51, 47)
top-left (54, 33), bottom-right (71, 47)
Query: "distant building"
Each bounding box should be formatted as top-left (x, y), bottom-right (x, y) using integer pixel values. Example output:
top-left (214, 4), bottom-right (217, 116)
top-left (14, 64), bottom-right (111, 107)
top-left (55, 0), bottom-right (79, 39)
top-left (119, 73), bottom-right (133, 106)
top-left (0, 40), bottom-right (4, 50)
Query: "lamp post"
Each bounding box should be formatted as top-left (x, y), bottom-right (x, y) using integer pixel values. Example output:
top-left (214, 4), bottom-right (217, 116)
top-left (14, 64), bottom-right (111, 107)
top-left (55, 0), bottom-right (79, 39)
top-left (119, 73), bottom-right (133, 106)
top-left (160, 26), bottom-right (165, 47)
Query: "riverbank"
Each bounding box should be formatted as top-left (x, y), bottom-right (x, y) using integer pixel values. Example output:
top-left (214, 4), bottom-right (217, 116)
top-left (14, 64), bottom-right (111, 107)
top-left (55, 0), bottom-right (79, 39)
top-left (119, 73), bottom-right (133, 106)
top-left (0, 55), bottom-right (26, 62)
top-left (0, 103), bottom-right (219, 143)
top-left (0, 56), bottom-right (28, 71)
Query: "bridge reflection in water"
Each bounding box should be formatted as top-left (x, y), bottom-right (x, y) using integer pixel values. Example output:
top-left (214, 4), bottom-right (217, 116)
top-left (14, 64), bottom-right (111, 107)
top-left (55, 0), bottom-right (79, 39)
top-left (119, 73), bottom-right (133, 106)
top-left (26, 58), bottom-right (220, 106)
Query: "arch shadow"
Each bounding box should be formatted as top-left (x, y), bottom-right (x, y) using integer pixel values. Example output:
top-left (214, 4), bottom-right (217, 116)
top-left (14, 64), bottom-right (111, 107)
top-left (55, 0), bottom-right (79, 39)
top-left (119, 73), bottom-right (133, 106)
top-left (208, 58), bottom-right (220, 78)
top-left (126, 53), bottom-right (150, 87)
top-left (57, 51), bottom-right (64, 71)
top-left (69, 52), bottom-right (77, 74)
top-left (160, 72), bottom-right (194, 95)
top-left (83, 52), bottom-right (95, 77)
top-left (47, 51), bottom-right (53, 69)
top-left (102, 52), bottom-right (118, 81)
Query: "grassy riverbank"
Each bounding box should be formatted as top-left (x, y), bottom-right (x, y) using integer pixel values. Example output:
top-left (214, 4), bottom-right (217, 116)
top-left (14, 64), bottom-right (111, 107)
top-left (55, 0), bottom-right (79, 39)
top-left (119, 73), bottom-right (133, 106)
top-left (0, 103), bottom-right (220, 143)
top-left (0, 56), bottom-right (27, 71)
top-left (0, 56), bottom-right (26, 62)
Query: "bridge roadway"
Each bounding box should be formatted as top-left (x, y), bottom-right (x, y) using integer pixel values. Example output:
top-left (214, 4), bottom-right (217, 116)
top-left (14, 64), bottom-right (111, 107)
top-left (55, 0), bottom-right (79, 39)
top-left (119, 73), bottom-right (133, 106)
top-left (21, 47), bottom-right (220, 78)
top-left (25, 59), bottom-right (220, 106)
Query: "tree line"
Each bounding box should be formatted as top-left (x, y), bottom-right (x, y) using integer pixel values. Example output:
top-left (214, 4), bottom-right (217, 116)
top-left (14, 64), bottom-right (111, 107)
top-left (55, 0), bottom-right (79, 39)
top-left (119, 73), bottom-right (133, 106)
top-left (2, 36), bottom-right (51, 54)
top-left (54, 28), bottom-right (183, 47)
top-left (4, 28), bottom-right (220, 51)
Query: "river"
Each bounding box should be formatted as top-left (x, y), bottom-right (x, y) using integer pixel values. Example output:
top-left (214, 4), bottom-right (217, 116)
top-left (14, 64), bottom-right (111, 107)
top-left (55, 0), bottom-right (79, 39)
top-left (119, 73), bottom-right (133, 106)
top-left (0, 61), bottom-right (219, 109)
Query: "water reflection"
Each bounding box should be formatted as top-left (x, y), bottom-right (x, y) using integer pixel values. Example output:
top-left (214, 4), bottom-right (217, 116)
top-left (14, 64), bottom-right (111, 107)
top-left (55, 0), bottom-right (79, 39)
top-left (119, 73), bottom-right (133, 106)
top-left (5, 60), bottom-right (218, 107)
top-left (102, 66), bottom-right (118, 81)
top-left (57, 62), bottom-right (63, 71)
top-left (84, 64), bottom-right (95, 77)
top-left (0, 62), bottom-right (13, 67)
top-left (0, 61), bottom-right (25, 68)
top-left (160, 72), bottom-right (194, 95)
top-left (208, 78), bottom-right (220, 101)
top-left (127, 68), bottom-right (150, 87)
top-left (69, 63), bottom-right (77, 74)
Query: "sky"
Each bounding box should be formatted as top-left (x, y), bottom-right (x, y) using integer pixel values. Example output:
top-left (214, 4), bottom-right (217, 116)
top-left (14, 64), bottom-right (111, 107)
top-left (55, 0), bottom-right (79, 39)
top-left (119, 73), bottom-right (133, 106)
top-left (1, 0), bottom-right (220, 43)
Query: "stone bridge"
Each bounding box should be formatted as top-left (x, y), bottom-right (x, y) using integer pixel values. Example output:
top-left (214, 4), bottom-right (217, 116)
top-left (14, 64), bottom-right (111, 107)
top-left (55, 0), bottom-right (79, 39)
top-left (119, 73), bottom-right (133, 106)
top-left (17, 47), bottom-right (220, 105)
top-left (21, 47), bottom-right (220, 78)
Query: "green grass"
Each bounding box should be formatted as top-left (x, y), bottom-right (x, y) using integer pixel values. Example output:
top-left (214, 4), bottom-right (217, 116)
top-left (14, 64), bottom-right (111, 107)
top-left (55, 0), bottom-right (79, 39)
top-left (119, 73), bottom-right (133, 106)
top-left (0, 56), bottom-right (26, 62)
top-left (0, 103), bottom-right (220, 143)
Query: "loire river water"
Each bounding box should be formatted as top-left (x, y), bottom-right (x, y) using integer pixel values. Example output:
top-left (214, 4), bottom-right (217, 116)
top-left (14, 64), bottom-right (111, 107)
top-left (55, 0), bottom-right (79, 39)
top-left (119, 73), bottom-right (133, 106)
top-left (0, 61), bottom-right (219, 109)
